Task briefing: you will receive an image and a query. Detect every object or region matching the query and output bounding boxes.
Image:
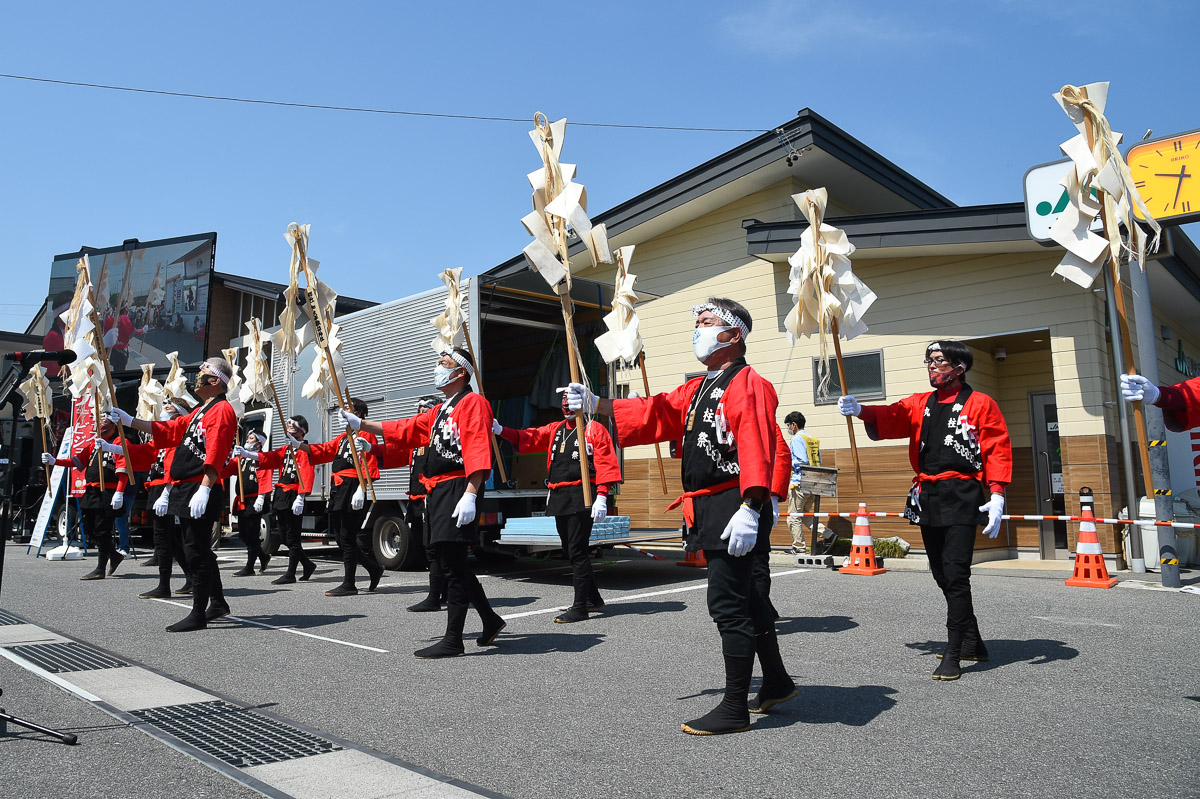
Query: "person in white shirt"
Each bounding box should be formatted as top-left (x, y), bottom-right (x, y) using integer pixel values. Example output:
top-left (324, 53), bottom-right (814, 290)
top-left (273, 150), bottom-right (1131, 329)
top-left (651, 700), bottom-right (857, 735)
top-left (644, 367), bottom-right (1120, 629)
top-left (784, 412), bottom-right (828, 554)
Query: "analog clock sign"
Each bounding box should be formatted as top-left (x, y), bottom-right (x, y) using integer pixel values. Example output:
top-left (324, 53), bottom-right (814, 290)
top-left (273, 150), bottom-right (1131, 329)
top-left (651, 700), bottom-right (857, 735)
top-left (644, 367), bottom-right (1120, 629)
top-left (1127, 129), bottom-right (1200, 225)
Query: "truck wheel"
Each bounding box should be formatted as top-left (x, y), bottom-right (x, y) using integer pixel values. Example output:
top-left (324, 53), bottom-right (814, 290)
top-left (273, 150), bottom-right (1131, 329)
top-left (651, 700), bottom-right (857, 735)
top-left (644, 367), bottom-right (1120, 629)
top-left (372, 514), bottom-right (415, 570)
top-left (259, 517), bottom-right (281, 556)
top-left (55, 506), bottom-right (69, 541)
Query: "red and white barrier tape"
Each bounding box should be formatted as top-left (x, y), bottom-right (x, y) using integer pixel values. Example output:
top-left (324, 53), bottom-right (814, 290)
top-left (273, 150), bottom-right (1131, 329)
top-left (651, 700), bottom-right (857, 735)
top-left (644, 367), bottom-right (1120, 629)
top-left (780, 511), bottom-right (1198, 530)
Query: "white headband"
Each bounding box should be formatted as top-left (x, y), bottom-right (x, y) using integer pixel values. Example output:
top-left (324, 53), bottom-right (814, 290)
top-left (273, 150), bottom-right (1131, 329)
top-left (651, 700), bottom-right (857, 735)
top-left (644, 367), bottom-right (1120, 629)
top-left (200, 361), bottom-right (230, 385)
top-left (441, 351), bottom-right (475, 381)
top-left (692, 303), bottom-right (750, 340)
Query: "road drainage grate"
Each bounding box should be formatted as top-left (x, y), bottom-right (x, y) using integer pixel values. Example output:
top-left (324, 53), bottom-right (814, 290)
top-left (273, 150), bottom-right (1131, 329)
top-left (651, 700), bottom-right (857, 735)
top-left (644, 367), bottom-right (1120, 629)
top-left (8, 641), bottom-right (128, 672)
top-left (0, 610), bottom-right (25, 626)
top-left (130, 701), bottom-right (342, 767)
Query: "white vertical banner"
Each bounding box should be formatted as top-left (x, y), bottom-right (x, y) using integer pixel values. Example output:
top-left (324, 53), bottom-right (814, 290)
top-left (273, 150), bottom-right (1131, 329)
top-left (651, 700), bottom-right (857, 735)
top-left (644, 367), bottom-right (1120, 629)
top-left (29, 426), bottom-right (74, 553)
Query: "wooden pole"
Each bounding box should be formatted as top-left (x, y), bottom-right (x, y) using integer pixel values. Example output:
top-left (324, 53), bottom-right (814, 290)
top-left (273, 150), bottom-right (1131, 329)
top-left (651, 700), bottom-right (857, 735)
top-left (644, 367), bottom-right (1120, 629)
top-left (556, 286), bottom-right (594, 507)
top-left (79, 267), bottom-right (135, 481)
top-left (830, 319), bottom-right (864, 493)
top-left (38, 417), bottom-right (52, 488)
top-left (460, 321), bottom-right (510, 485)
top-left (1079, 88), bottom-right (1155, 498)
top-left (638, 352), bottom-right (669, 495)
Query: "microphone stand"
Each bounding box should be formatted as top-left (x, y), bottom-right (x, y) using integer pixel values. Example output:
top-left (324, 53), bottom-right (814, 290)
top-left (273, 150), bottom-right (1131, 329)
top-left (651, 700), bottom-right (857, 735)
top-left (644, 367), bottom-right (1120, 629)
top-left (0, 359), bottom-right (78, 744)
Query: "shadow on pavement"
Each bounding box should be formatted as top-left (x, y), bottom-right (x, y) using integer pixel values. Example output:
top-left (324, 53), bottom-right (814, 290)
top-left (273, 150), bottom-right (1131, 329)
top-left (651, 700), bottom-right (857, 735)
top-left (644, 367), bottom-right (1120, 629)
top-left (219, 587), bottom-right (287, 598)
top-left (488, 596), bottom-right (539, 608)
top-left (230, 613), bottom-right (368, 629)
top-left (905, 638), bottom-right (1080, 667)
top-left (775, 684), bottom-right (898, 727)
top-left (599, 600), bottom-right (688, 617)
top-left (775, 615), bottom-right (858, 636)
top-left (477, 631), bottom-right (606, 655)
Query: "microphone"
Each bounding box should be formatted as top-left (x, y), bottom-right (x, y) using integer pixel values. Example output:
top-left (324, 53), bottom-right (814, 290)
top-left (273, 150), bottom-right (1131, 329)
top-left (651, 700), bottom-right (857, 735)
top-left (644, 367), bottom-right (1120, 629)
top-left (4, 349), bottom-right (78, 366)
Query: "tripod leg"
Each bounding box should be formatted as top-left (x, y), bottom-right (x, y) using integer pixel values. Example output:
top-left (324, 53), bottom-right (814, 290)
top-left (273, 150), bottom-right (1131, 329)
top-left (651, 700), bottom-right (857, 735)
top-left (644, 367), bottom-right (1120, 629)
top-left (0, 708), bottom-right (78, 745)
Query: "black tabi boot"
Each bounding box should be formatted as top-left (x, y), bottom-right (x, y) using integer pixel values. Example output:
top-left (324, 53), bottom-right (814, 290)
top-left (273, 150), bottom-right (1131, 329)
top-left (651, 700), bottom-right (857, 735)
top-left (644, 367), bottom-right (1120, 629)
top-left (107, 549), bottom-right (124, 576)
top-left (933, 628), bottom-right (965, 681)
top-left (258, 552), bottom-right (271, 573)
top-left (327, 563), bottom-right (358, 596)
top-left (555, 582), bottom-right (590, 623)
top-left (272, 552), bottom-right (299, 584)
top-left (139, 567), bottom-right (173, 599)
top-left (749, 632), bottom-right (797, 714)
top-left (682, 654), bottom-right (754, 735)
top-left (81, 552), bottom-right (108, 581)
top-left (471, 579), bottom-right (506, 646)
top-left (938, 618), bottom-right (990, 663)
top-left (168, 589), bottom-right (209, 633)
top-left (176, 577), bottom-right (193, 595)
top-left (414, 604), bottom-right (467, 659)
top-left (299, 557), bottom-right (316, 581)
top-left (366, 563), bottom-right (384, 593)
top-left (233, 550), bottom-right (257, 577)
top-left (142, 555), bottom-right (159, 568)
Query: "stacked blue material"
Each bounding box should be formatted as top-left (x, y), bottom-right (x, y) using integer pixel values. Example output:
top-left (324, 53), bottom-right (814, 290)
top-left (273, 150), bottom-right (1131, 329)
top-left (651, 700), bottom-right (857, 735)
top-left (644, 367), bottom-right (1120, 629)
top-left (498, 516), bottom-right (632, 541)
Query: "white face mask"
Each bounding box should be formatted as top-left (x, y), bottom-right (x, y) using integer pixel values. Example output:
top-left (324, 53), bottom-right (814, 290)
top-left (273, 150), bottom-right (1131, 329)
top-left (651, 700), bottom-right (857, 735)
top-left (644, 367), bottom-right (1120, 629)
top-left (433, 364), bottom-right (460, 388)
top-left (693, 326), bottom-right (734, 362)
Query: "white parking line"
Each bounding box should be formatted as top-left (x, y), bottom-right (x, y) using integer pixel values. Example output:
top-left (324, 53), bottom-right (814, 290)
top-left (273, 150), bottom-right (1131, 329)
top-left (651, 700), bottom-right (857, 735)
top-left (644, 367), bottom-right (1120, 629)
top-left (500, 568), bottom-right (810, 620)
top-left (147, 599), bottom-right (389, 653)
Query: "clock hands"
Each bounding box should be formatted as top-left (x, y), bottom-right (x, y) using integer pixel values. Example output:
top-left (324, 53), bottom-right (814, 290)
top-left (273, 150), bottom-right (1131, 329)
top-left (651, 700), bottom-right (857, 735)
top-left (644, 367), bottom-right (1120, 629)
top-left (1153, 165), bottom-right (1191, 209)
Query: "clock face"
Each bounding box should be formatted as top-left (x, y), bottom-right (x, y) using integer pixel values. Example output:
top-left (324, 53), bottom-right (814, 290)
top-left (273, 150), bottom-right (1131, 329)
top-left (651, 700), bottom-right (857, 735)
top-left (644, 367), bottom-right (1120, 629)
top-left (1127, 129), bottom-right (1200, 225)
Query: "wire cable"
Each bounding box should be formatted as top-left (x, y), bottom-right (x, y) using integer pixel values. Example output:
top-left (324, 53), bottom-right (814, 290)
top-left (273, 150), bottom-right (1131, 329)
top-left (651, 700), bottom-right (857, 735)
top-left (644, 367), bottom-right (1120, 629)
top-left (0, 73), bottom-right (767, 133)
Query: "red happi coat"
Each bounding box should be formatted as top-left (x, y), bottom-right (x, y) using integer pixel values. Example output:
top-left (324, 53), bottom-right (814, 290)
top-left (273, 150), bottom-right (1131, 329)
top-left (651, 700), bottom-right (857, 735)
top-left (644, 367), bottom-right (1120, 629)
top-left (380, 390), bottom-right (494, 492)
top-left (1158, 376), bottom-right (1200, 433)
top-left (498, 418), bottom-right (621, 515)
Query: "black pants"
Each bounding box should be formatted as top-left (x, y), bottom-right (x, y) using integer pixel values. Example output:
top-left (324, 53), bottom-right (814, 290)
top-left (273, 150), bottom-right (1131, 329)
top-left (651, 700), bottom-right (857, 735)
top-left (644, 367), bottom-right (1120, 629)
top-left (704, 549), bottom-right (777, 658)
top-left (281, 509), bottom-right (313, 576)
top-left (82, 508), bottom-right (116, 561)
top-left (332, 507), bottom-right (381, 586)
top-left (751, 548), bottom-right (778, 621)
top-left (237, 511), bottom-right (262, 566)
top-left (181, 515), bottom-right (224, 614)
top-left (555, 512), bottom-right (600, 611)
top-left (922, 524), bottom-right (978, 633)
top-left (436, 541), bottom-right (500, 643)
top-left (152, 512), bottom-right (189, 586)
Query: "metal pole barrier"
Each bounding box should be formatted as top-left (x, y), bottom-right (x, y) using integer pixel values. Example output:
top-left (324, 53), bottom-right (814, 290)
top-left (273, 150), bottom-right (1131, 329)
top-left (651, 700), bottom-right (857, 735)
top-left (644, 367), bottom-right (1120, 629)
top-left (1103, 267), bottom-right (1146, 573)
top-left (1127, 257), bottom-right (1181, 587)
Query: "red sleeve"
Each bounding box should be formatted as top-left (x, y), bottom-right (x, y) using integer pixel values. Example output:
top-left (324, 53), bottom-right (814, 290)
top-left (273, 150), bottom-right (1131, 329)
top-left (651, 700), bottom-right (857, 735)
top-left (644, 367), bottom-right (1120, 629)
top-left (507, 422), bottom-right (558, 454)
top-left (586, 420), bottom-right (622, 487)
top-left (297, 449), bottom-right (314, 495)
top-left (612, 380), bottom-right (698, 447)
top-left (970, 393), bottom-right (1013, 486)
top-left (163, 449), bottom-right (175, 476)
top-left (115, 462), bottom-right (128, 492)
top-left (358, 431), bottom-right (380, 480)
top-left (859, 393), bottom-right (925, 442)
top-left (202, 401), bottom-right (237, 473)
top-left (377, 440), bottom-right (413, 471)
top-left (255, 467), bottom-right (274, 495)
top-left (70, 440), bottom-right (96, 469)
top-left (771, 424), bottom-right (789, 499)
top-left (123, 440), bottom-right (159, 472)
top-left (381, 408), bottom-right (436, 453)
top-left (151, 411), bottom-right (194, 449)
top-left (456, 393), bottom-right (494, 477)
top-left (497, 426), bottom-right (520, 446)
top-left (1157, 376), bottom-right (1200, 432)
top-left (257, 445), bottom-right (286, 471)
top-left (727, 369), bottom-right (778, 495)
top-left (306, 437), bottom-right (340, 466)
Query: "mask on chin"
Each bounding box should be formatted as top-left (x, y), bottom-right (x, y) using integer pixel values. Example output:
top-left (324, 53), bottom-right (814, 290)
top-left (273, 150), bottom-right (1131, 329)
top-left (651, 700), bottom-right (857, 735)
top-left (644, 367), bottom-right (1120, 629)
top-left (692, 326), bottom-right (734, 363)
top-left (433, 364), bottom-right (460, 388)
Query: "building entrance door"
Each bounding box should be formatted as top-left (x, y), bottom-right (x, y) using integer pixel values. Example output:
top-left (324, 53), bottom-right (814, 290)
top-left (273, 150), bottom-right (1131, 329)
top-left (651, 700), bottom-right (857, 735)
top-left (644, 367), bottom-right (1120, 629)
top-left (1030, 392), bottom-right (1068, 559)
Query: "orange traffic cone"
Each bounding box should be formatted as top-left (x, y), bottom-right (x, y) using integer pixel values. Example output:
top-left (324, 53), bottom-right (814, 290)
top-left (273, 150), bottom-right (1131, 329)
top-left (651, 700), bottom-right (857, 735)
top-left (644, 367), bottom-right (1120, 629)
top-left (677, 548), bottom-right (708, 568)
top-left (1065, 487), bottom-right (1117, 588)
top-left (839, 502), bottom-right (886, 576)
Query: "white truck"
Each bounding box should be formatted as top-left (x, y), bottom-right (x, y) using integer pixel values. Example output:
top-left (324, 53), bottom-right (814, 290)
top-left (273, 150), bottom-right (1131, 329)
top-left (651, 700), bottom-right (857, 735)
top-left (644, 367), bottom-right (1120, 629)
top-left (246, 267), bottom-right (633, 569)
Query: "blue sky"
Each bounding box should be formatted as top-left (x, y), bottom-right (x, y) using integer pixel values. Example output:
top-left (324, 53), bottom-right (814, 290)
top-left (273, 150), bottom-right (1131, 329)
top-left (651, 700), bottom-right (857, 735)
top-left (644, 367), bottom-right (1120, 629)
top-left (2, 0), bottom-right (1196, 330)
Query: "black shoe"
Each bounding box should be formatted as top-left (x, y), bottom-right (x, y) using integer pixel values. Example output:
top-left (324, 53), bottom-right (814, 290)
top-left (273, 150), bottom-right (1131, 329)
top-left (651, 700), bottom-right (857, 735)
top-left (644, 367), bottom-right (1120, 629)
top-left (407, 597), bottom-right (443, 612)
top-left (478, 617), bottom-right (507, 646)
top-left (367, 568), bottom-right (384, 593)
top-left (414, 639), bottom-right (466, 659)
top-left (232, 567), bottom-right (255, 577)
top-left (585, 599), bottom-right (605, 611)
top-left (748, 681), bottom-right (798, 714)
top-left (938, 639), bottom-right (990, 663)
top-left (166, 613), bottom-right (207, 633)
top-left (258, 554), bottom-right (271, 573)
top-left (138, 585), bottom-right (172, 599)
top-left (272, 573), bottom-right (297, 585)
top-left (107, 551), bottom-right (125, 576)
top-left (300, 561), bottom-right (316, 581)
top-left (326, 584), bottom-right (358, 597)
top-left (205, 603), bottom-right (231, 621)
top-left (143, 556), bottom-right (159, 568)
top-left (553, 608), bottom-right (589, 624)
top-left (175, 580), bottom-right (193, 595)
top-left (681, 701), bottom-right (751, 735)
top-left (80, 567), bottom-right (105, 581)
top-left (933, 658), bottom-right (962, 681)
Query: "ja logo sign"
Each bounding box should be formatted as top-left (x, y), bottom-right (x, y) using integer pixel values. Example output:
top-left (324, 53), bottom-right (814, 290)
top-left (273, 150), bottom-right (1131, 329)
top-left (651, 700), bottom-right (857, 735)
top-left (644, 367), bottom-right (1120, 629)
top-left (1023, 158), bottom-right (1103, 242)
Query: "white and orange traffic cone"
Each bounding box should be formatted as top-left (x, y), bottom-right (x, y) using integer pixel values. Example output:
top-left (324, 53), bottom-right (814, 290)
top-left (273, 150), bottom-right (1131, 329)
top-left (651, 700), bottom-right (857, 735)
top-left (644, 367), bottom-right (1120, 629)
top-left (839, 502), bottom-right (886, 576)
top-left (1065, 487), bottom-right (1117, 589)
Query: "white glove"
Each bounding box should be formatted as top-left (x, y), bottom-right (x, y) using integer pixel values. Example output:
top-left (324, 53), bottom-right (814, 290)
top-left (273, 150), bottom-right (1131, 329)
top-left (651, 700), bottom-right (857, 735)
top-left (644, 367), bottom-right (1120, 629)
top-left (559, 382), bottom-right (597, 414)
top-left (1119, 374), bottom-right (1160, 405)
top-left (591, 494), bottom-right (608, 522)
top-left (234, 445), bottom-right (259, 461)
top-left (339, 408), bottom-right (361, 431)
top-left (351, 486), bottom-right (365, 510)
top-left (291, 495), bottom-right (305, 516)
top-left (253, 494), bottom-right (265, 512)
top-left (452, 491), bottom-right (477, 527)
top-left (110, 491), bottom-right (124, 511)
top-left (492, 419), bottom-right (503, 435)
top-left (153, 486), bottom-right (171, 517)
top-left (720, 504), bottom-right (760, 557)
top-left (41, 452), bottom-right (56, 466)
top-left (979, 492), bottom-right (1005, 539)
top-left (188, 485), bottom-right (211, 519)
top-left (356, 437), bottom-right (372, 453)
top-left (96, 436), bottom-right (122, 455)
top-left (837, 395), bottom-right (862, 417)
top-left (107, 407), bottom-right (134, 427)
top-left (286, 432), bottom-right (303, 447)
top-left (771, 496), bottom-right (780, 526)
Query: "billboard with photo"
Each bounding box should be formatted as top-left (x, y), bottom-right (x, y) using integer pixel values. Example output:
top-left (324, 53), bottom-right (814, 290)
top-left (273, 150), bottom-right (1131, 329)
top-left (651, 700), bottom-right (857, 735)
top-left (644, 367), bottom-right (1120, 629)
top-left (44, 232), bottom-right (216, 378)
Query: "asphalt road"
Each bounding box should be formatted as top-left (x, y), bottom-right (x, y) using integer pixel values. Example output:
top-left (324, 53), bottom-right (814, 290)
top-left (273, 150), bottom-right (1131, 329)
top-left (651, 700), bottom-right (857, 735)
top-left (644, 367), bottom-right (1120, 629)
top-left (1, 541), bottom-right (1197, 799)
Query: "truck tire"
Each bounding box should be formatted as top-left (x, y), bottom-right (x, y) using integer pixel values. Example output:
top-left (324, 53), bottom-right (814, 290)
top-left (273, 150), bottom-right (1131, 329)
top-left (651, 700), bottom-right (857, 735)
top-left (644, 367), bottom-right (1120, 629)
top-left (372, 514), bottom-right (416, 571)
top-left (259, 517), bottom-right (281, 556)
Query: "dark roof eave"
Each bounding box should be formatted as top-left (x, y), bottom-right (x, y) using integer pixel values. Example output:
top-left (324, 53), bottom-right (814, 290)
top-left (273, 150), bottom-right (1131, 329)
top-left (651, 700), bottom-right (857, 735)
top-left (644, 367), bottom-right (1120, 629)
top-left (212, 271), bottom-right (376, 312)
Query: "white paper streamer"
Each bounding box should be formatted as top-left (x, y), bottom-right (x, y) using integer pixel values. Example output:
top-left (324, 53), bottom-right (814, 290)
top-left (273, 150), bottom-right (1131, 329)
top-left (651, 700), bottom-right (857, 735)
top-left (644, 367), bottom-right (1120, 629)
top-left (594, 246), bottom-right (643, 365)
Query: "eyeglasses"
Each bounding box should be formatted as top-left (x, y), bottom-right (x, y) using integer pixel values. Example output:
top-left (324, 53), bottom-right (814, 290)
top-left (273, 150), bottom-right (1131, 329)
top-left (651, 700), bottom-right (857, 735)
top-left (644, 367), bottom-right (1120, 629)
top-left (923, 357), bottom-right (952, 368)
